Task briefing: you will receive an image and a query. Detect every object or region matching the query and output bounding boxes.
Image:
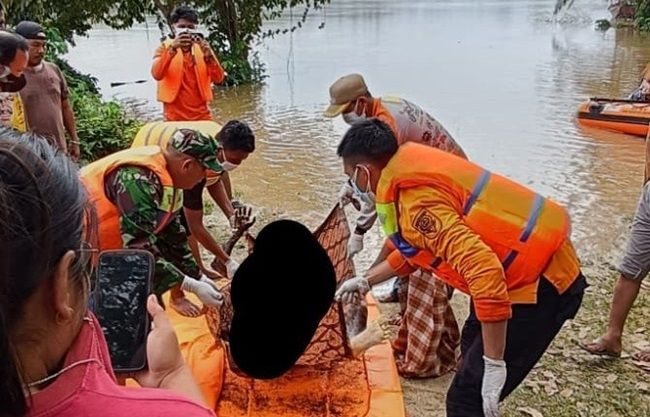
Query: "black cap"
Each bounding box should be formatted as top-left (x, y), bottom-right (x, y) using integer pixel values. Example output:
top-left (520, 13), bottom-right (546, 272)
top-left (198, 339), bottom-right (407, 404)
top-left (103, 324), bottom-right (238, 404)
top-left (14, 21), bottom-right (46, 40)
top-left (229, 220), bottom-right (336, 379)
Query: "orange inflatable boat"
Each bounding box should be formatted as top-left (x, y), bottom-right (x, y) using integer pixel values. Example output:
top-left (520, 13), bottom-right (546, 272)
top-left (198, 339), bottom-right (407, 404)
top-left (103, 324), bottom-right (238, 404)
top-left (576, 97), bottom-right (650, 137)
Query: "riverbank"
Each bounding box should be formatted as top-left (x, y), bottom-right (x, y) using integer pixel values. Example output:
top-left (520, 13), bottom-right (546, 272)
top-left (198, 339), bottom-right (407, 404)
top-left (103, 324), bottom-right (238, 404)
top-left (204, 203), bottom-right (650, 417)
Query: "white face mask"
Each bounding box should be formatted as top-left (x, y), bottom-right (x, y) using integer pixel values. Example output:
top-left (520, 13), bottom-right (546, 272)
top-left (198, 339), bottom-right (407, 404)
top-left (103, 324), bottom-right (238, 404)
top-left (219, 150), bottom-right (239, 172)
top-left (342, 99), bottom-right (367, 125)
top-left (351, 165), bottom-right (375, 206)
top-left (221, 161), bottom-right (239, 172)
top-left (342, 111), bottom-right (366, 125)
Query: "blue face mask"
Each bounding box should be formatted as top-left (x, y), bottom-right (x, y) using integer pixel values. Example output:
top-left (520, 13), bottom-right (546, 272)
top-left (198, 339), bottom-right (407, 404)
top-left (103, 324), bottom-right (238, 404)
top-left (351, 165), bottom-right (376, 206)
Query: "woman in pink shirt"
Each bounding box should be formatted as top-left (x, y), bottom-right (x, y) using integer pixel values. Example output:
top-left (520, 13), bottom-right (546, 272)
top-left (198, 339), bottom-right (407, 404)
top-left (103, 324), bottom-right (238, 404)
top-left (0, 130), bottom-right (214, 417)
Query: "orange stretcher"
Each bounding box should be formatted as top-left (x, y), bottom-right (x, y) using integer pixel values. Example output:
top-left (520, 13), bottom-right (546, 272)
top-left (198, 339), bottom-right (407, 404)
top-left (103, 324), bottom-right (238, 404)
top-left (169, 293), bottom-right (406, 417)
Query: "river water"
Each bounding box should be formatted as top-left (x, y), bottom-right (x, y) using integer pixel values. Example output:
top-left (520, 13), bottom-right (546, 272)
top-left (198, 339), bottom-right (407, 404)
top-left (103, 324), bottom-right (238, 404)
top-left (66, 0), bottom-right (650, 262)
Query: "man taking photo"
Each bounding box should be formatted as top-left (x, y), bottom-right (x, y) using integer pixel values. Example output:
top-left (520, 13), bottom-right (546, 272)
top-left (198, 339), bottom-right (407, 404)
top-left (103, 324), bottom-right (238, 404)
top-left (152, 5), bottom-right (226, 121)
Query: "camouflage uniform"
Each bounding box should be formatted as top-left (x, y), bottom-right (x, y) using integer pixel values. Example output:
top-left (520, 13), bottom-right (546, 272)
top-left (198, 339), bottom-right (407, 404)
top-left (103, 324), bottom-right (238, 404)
top-left (103, 128), bottom-right (222, 294)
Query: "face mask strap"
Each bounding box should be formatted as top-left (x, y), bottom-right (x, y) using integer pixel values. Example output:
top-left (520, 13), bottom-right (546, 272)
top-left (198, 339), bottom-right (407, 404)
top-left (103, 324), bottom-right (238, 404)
top-left (352, 165), bottom-right (371, 194)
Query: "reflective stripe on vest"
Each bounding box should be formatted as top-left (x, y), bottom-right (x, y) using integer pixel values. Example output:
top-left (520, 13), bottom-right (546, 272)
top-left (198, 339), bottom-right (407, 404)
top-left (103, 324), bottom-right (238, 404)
top-left (501, 193), bottom-right (545, 270)
top-left (377, 170), bottom-right (549, 272)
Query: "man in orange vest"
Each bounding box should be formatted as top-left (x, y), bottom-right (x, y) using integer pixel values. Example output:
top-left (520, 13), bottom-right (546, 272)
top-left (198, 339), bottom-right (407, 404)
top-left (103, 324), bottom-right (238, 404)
top-left (152, 6), bottom-right (225, 121)
top-left (334, 119), bottom-right (587, 417)
top-left (325, 73), bottom-right (466, 258)
top-left (81, 129), bottom-right (226, 316)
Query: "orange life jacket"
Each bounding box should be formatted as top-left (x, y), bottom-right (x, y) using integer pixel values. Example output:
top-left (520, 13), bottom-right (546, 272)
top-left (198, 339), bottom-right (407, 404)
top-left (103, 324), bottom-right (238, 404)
top-left (131, 121), bottom-right (224, 186)
top-left (80, 146), bottom-right (183, 251)
top-left (376, 143), bottom-right (571, 298)
top-left (157, 40), bottom-right (213, 104)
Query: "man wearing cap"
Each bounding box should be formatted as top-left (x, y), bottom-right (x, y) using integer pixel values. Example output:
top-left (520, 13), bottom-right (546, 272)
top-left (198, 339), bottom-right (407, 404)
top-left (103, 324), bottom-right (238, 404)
top-left (131, 120), bottom-right (255, 287)
top-left (14, 21), bottom-right (80, 159)
top-left (324, 73), bottom-right (466, 259)
top-left (325, 74), bottom-right (466, 380)
top-left (81, 128), bottom-right (226, 315)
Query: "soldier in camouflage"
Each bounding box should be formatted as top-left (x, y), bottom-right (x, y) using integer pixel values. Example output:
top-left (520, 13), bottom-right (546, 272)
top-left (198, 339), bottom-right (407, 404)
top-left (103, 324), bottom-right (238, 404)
top-left (101, 128), bottom-right (227, 316)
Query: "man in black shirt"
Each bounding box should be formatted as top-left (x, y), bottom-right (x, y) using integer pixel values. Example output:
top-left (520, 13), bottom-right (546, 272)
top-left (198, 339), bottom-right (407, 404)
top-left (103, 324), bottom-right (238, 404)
top-left (179, 120), bottom-right (255, 285)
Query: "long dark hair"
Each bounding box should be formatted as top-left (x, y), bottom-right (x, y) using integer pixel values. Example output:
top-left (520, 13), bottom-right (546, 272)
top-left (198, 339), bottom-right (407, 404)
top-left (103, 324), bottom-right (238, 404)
top-left (0, 128), bottom-right (93, 416)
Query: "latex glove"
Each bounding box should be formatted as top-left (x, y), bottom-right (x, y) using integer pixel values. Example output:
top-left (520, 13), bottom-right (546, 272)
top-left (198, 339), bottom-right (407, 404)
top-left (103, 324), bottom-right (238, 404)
top-left (335, 277), bottom-right (370, 303)
top-left (226, 258), bottom-right (240, 279)
top-left (199, 274), bottom-right (219, 289)
top-left (642, 78), bottom-right (650, 94)
top-left (481, 356), bottom-right (507, 417)
top-left (337, 182), bottom-right (355, 208)
top-left (181, 275), bottom-right (223, 307)
top-left (347, 232), bottom-right (364, 259)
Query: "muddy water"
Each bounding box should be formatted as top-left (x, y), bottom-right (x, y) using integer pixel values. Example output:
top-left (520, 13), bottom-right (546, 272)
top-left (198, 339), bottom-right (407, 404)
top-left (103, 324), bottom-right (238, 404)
top-left (66, 0), bottom-right (650, 261)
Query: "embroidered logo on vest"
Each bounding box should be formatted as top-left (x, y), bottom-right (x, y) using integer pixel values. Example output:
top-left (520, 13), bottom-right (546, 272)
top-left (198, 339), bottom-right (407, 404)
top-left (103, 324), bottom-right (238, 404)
top-left (413, 209), bottom-right (441, 238)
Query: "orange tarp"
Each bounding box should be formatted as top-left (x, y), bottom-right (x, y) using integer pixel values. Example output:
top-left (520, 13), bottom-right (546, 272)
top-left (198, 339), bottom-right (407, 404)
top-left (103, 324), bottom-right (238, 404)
top-left (165, 293), bottom-right (405, 417)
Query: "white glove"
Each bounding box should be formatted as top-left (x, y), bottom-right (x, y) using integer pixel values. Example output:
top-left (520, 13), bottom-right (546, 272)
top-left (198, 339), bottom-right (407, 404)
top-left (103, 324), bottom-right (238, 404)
top-left (181, 275), bottom-right (223, 307)
top-left (337, 182), bottom-right (355, 208)
top-left (335, 277), bottom-right (370, 303)
top-left (226, 258), bottom-right (240, 279)
top-left (347, 232), bottom-right (364, 259)
top-left (199, 274), bottom-right (219, 289)
top-left (481, 356), bottom-right (507, 417)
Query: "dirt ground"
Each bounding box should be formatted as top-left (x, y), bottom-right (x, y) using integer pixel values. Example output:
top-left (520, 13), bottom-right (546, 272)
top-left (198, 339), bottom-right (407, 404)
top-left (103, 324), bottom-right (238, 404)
top-left (376, 264), bottom-right (650, 417)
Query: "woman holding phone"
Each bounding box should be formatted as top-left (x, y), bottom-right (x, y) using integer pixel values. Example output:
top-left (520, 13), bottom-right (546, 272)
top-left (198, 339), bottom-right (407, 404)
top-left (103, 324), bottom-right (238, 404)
top-left (0, 129), bottom-right (214, 417)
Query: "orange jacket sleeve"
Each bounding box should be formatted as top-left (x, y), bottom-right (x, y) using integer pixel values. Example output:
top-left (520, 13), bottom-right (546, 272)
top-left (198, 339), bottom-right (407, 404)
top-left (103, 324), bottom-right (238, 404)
top-left (151, 44), bottom-right (175, 81)
top-left (397, 186), bottom-right (512, 322)
top-left (206, 54), bottom-right (226, 85)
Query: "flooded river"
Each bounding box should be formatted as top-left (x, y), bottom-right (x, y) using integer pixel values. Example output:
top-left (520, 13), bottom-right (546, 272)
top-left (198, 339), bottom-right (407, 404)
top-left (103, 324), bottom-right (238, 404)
top-left (66, 0), bottom-right (650, 262)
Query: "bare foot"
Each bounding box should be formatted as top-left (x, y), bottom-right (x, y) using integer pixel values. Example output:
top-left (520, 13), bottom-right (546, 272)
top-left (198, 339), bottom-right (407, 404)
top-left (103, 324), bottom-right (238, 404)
top-left (349, 320), bottom-right (389, 357)
top-left (169, 294), bottom-right (202, 318)
top-left (580, 337), bottom-right (622, 358)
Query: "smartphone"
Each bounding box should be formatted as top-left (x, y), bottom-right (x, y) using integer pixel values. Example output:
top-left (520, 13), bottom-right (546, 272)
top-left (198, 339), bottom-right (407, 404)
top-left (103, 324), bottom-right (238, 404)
top-left (91, 250), bottom-right (154, 373)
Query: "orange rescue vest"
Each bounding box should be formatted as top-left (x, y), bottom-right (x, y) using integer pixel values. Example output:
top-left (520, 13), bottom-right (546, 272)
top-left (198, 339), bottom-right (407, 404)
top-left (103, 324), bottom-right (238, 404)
top-left (157, 39), bottom-right (213, 104)
top-left (80, 146), bottom-right (183, 251)
top-left (376, 143), bottom-right (571, 297)
top-left (130, 121), bottom-right (224, 186)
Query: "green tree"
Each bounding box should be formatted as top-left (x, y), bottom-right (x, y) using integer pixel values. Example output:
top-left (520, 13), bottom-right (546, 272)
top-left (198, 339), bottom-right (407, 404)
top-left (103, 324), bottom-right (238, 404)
top-left (4, 0), bottom-right (330, 84)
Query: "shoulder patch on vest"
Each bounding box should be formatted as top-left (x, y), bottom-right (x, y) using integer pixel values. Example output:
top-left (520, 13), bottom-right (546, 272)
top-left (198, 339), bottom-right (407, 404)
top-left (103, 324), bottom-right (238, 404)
top-left (412, 209), bottom-right (442, 238)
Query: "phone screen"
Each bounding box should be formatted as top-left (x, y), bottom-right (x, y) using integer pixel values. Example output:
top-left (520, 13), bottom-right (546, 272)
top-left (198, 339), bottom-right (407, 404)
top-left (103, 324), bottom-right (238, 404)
top-left (92, 251), bottom-right (153, 372)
